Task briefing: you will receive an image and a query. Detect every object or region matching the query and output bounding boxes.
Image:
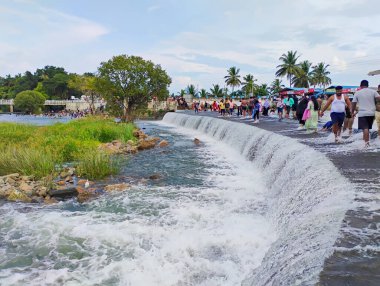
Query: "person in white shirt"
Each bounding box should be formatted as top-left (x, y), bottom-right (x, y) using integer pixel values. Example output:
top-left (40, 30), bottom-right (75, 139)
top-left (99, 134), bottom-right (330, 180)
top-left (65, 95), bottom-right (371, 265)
top-left (351, 80), bottom-right (380, 148)
top-left (320, 86), bottom-right (351, 143)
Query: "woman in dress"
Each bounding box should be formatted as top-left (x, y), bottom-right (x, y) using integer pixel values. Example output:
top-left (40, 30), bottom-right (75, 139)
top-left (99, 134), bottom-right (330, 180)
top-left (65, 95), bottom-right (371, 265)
top-left (305, 95), bottom-right (319, 133)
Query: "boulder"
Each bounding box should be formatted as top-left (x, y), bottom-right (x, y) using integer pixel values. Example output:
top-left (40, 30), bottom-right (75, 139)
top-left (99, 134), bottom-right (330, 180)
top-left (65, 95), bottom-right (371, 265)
top-left (194, 138), bottom-right (201, 145)
top-left (64, 176), bottom-right (72, 182)
top-left (18, 182), bottom-right (34, 195)
top-left (76, 187), bottom-right (97, 203)
top-left (44, 196), bottom-right (58, 204)
top-left (77, 179), bottom-right (87, 185)
top-left (36, 187), bottom-right (48, 197)
top-left (7, 190), bottom-right (32, 203)
top-left (137, 139), bottom-right (157, 150)
top-left (49, 187), bottom-right (78, 199)
top-left (158, 140), bottom-right (169, 147)
top-left (57, 181), bottom-right (66, 186)
top-left (104, 183), bottom-right (131, 192)
top-left (0, 185), bottom-right (13, 198)
top-left (133, 130), bottom-right (148, 139)
top-left (149, 174), bottom-right (162, 180)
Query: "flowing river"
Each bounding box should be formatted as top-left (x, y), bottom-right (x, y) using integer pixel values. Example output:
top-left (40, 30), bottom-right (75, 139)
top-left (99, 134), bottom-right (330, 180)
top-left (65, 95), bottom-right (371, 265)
top-left (0, 113), bottom-right (367, 285)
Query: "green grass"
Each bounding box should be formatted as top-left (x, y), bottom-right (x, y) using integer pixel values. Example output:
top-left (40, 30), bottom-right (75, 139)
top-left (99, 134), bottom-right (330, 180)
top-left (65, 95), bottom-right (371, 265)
top-left (0, 117), bottom-right (136, 179)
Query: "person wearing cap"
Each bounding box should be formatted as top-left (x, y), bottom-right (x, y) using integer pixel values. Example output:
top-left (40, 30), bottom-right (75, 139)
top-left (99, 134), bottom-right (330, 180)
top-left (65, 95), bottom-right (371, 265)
top-left (320, 86), bottom-right (352, 143)
top-left (351, 80), bottom-right (380, 148)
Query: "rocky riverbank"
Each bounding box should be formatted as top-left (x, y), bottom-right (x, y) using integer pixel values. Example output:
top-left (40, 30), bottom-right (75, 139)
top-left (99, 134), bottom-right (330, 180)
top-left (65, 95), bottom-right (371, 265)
top-left (0, 129), bottom-right (169, 204)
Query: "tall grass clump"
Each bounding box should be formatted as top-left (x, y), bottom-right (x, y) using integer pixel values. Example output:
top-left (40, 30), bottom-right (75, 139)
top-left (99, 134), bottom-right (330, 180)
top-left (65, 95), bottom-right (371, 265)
top-left (0, 147), bottom-right (56, 179)
top-left (76, 151), bottom-right (120, 180)
top-left (0, 117), bottom-right (136, 179)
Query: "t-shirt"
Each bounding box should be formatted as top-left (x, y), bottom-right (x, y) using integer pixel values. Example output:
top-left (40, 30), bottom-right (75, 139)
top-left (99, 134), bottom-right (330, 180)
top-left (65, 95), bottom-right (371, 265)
top-left (219, 102), bottom-right (225, 109)
top-left (283, 98), bottom-right (294, 107)
top-left (277, 101), bottom-right (284, 108)
top-left (352, 88), bottom-right (379, 117)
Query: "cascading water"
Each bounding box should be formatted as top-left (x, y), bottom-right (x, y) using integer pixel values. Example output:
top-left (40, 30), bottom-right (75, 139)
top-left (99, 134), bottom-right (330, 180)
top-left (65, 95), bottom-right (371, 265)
top-left (162, 113), bottom-right (354, 286)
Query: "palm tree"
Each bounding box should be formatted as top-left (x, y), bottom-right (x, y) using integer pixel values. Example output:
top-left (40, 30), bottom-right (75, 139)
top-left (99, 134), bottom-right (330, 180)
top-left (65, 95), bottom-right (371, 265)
top-left (199, 88), bottom-right (208, 98)
top-left (256, 84), bottom-right (270, 97)
top-left (178, 89), bottom-right (186, 97)
top-left (210, 84), bottom-right (224, 97)
top-left (293, 60), bottom-right (313, 88)
top-left (275, 50), bottom-right (301, 87)
top-left (242, 74), bottom-right (258, 97)
top-left (312, 62), bottom-right (331, 88)
top-left (186, 84), bottom-right (197, 97)
top-left (224, 67), bottom-right (241, 93)
top-left (270, 78), bottom-right (285, 94)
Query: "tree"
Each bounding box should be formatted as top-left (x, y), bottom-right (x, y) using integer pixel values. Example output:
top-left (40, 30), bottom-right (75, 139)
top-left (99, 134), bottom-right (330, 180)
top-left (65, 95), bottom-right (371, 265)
top-left (186, 84), bottom-right (197, 97)
top-left (312, 62), bottom-right (331, 88)
top-left (97, 55), bottom-right (171, 122)
top-left (42, 73), bottom-right (70, 99)
top-left (255, 84), bottom-right (270, 97)
top-left (209, 84), bottom-right (224, 97)
top-left (293, 60), bottom-right (313, 88)
top-left (270, 79), bottom-right (285, 94)
top-left (224, 67), bottom-right (241, 93)
top-left (14, 90), bottom-right (45, 114)
top-left (276, 50), bottom-right (301, 87)
top-left (68, 74), bottom-right (100, 114)
top-left (199, 88), bottom-right (208, 98)
top-left (242, 74), bottom-right (258, 97)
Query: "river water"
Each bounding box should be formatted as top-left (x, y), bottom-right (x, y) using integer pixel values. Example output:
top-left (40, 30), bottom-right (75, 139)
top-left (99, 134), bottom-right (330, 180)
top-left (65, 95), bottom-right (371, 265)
top-left (1, 113), bottom-right (373, 286)
top-left (0, 117), bottom-right (275, 285)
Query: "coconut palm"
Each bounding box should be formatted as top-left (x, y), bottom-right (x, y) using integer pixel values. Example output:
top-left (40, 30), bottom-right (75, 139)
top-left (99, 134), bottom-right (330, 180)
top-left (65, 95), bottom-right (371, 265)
top-left (210, 84), bottom-right (224, 97)
top-left (178, 89), bottom-right (186, 97)
top-left (293, 60), bottom-right (313, 88)
top-left (241, 74), bottom-right (258, 97)
top-left (275, 50), bottom-right (301, 87)
top-left (270, 79), bottom-right (285, 94)
top-left (255, 84), bottom-right (270, 97)
top-left (186, 84), bottom-right (197, 97)
top-left (199, 88), bottom-right (208, 98)
top-left (224, 67), bottom-right (241, 93)
top-left (312, 62), bottom-right (331, 88)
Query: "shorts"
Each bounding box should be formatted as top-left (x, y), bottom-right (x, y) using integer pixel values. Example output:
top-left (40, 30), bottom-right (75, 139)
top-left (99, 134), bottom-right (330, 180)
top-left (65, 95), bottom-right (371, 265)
top-left (286, 106), bottom-right (291, 114)
top-left (330, 112), bottom-right (345, 127)
top-left (277, 107), bottom-right (283, 113)
top-left (358, 116), bottom-right (375, 130)
top-left (292, 105), bottom-right (297, 112)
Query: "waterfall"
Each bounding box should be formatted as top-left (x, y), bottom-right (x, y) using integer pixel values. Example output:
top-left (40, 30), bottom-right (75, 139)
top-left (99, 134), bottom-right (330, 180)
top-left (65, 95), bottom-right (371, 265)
top-left (163, 113), bottom-right (354, 286)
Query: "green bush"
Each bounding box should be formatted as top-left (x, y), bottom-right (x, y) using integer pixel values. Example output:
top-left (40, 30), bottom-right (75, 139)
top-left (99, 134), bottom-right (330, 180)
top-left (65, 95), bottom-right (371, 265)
top-left (76, 151), bottom-right (120, 180)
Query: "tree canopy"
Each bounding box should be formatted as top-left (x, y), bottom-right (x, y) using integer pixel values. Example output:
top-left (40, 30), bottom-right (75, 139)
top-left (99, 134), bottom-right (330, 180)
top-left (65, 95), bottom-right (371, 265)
top-left (14, 90), bottom-right (45, 114)
top-left (97, 55), bottom-right (171, 121)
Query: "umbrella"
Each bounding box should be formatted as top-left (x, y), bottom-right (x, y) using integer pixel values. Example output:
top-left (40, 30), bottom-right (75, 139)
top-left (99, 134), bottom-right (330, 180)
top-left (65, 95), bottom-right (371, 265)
top-left (368, 70), bottom-right (380, 76)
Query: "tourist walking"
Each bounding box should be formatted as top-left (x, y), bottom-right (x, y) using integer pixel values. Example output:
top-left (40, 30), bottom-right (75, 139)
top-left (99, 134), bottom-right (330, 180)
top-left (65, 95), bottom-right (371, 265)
top-left (351, 80), bottom-right (380, 148)
top-left (292, 95), bottom-right (298, 119)
top-left (253, 98), bottom-right (260, 123)
top-left (283, 95), bottom-right (294, 119)
top-left (219, 99), bottom-right (226, 117)
top-left (277, 97), bottom-right (284, 121)
top-left (376, 84), bottom-right (380, 139)
top-left (320, 86), bottom-right (352, 143)
top-left (262, 98), bottom-right (270, 116)
top-left (229, 99), bottom-right (234, 116)
top-left (236, 100), bottom-right (242, 117)
top-left (242, 98), bottom-right (248, 118)
top-left (305, 96), bottom-right (319, 133)
top-left (296, 95), bottom-right (309, 130)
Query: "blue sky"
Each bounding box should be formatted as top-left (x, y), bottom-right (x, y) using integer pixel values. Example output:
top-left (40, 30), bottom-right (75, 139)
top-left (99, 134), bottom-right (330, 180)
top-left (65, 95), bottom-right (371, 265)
top-left (1, 0), bottom-right (380, 93)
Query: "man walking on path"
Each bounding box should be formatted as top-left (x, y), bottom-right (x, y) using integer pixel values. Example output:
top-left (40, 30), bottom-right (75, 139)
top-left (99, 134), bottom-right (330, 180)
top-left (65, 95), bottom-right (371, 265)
top-left (351, 80), bottom-right (380, 147)
top-left (320, 86), bottom-right (352, 143)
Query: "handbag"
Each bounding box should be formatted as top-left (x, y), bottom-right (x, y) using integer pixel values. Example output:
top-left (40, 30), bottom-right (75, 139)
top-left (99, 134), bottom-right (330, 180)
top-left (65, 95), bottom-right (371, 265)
top-left (302, 109), bottom-right (311, 121)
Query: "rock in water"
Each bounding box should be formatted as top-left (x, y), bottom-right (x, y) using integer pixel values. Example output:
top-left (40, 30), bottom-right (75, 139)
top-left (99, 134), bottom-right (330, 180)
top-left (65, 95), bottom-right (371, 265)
top-left (194, 138), bottom-right (201, 145)
top-left (104, 183), bottom-right (131, 192)
top-left (158, 140), bottom-right (169, 147)
top-left (7, 190), bottom-right (32, 203)
top-left (49, 187), bottom-right (79, 199)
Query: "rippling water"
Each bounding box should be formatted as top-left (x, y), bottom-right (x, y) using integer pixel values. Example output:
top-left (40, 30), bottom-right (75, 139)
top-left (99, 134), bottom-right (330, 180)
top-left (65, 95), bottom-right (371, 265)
top-left (0, 114), bottom-right (71, 125)
top-left (0, 121), bottom-right (275, 286)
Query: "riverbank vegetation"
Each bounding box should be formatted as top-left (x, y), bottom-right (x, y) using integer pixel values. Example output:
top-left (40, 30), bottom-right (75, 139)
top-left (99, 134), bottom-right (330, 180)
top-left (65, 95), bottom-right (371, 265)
top-left (0, 117), bottom-right (136, 179)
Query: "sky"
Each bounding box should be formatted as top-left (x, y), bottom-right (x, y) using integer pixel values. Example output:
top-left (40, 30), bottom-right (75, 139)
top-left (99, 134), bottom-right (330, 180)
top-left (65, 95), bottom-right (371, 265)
top-left (1, 0), bottom-right (380, 93)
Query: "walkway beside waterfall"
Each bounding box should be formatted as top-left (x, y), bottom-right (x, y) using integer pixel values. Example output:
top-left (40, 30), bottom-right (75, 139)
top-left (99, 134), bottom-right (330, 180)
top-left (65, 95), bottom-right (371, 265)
top-left (179, 110), bottom-right (380, 286)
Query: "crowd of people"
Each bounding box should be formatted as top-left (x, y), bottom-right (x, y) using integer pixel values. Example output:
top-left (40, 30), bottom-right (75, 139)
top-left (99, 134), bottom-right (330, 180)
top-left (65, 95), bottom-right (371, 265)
top-left (190, 80), bottom-right (380, 148)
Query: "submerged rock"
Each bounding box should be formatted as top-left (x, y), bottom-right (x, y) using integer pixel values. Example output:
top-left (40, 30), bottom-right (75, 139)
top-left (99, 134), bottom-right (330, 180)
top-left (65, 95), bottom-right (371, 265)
top-left (194, 138), bottom-right (201, 145)
top-left (104, 183), bottom-right (131, 192)
top-left (158, 140), bottom-right (169, 147)
top-left (149, 174), bottom-right (162, 180)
